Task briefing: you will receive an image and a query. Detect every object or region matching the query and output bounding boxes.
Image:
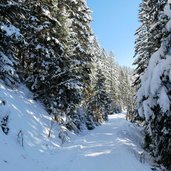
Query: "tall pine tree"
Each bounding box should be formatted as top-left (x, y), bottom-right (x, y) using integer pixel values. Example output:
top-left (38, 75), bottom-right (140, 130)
top-left (135, 0), bottom-right (171, 168)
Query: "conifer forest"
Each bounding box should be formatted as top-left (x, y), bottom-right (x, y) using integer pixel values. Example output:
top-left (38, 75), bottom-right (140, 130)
top-left (0, 0), bottom-right (171, 171)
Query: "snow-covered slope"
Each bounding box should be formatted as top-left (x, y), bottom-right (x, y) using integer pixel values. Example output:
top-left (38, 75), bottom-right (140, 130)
top-left (0, 83), bottom-right (159, 171)
top-left (0, 83), bottom-right (61, 171)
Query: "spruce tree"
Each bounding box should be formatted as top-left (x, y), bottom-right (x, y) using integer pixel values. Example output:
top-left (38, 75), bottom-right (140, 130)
top-left (55, 0), bottom-right (93, 132)
top-left (133, 0), bottom-right (167, 88)
top-left (0, 0), bottom-right (26, 86)
top-left (135, 1), bottom-right (171, 168)
top-left (87, 67), bottom-right (110, 127)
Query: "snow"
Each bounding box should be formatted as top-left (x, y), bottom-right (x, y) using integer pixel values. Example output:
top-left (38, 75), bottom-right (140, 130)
top-left (137, 33), bottom-right (171, 118)
top-left (0, 83), bottom-right (158, 171)
top-left (0, 83), bottom-right (61, 165)
top-left (0, 51), bottom-right (13, 66)
top-left (58, 114), bottom-right (154, 171)
top-left (157, 87), bottom-right (170, 113)
top-left (0, 23), bottom-right (21, 39)
top-left (169, 0), bottom-right (171, 3)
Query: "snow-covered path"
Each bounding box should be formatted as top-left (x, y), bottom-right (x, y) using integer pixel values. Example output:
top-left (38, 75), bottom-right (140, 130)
top-left (52, 114), bottom-right (153, 171)
top-left (0, 84), bottom-right (159, 171)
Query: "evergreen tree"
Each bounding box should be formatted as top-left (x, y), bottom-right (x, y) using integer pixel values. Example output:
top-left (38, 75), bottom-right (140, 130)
top-left (18, 0), bottom-right (65, 120)
top-left (53, 0), bottom-right (94, 132)
top-left (133, 0), bottom-right (167, 88)
top-left (0, 0), bottom-right (25, 86)
top-left (87, 67), bottom-right (110, 127)
top-left (106, 52), bottom-right (120, 113)
top-left (135, 1), bottom-right (171, 168)
top-left (118, 67), bottom-right (135, 112)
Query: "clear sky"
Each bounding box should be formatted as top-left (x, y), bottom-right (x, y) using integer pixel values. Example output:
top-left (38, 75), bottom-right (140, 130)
top-left (87, 0), bottom-right (141, 67)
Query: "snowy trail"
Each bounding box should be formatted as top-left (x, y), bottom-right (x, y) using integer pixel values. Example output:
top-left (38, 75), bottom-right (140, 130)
top-left (0, 84), bottom-right (157, 171)
top-left (52, 114), bottom-right (153, 171)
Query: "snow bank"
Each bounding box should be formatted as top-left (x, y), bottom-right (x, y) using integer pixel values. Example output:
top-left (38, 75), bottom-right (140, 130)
top-left (0, 83), bottom-right (61, 171)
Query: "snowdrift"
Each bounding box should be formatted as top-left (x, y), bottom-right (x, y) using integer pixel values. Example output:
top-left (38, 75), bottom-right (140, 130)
top-left (0, 83), bottom-right (61, 171)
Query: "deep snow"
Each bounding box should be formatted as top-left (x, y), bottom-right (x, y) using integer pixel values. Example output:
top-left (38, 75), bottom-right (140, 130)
top-left (0, 83), bottom-right (158, 171)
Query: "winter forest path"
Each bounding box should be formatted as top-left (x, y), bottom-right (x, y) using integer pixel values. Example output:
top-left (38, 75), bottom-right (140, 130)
top-left (52, 114), bottom-right (153, 171)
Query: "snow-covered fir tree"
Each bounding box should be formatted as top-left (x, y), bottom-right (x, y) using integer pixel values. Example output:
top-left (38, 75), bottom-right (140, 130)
top-left (118, 66), bottom-right (135, 113)
top-left (18, 0), bottom-right (65, 120)
top-left (105, 52), bottom-right (121, 113)
top-left (0, 0), bottom-right (24, 86)
top-left (51, 0), bottom-right (94, 133)
top-left (87, 66), bottom-right (110, 127)
top-left (133, 0), bottom-right (167, 88)
top-left (135, 0), bottom-right (171, 168)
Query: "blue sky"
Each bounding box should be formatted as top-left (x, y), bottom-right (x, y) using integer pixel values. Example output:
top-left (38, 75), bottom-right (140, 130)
top-left (87, 0), bottom-right (141, 67)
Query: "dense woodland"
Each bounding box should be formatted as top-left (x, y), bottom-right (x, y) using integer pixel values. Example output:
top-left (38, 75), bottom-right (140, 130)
top-left (0, 1), bottom-right (134, 135)
top-left (1, 0), bottom-right (171, 170)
